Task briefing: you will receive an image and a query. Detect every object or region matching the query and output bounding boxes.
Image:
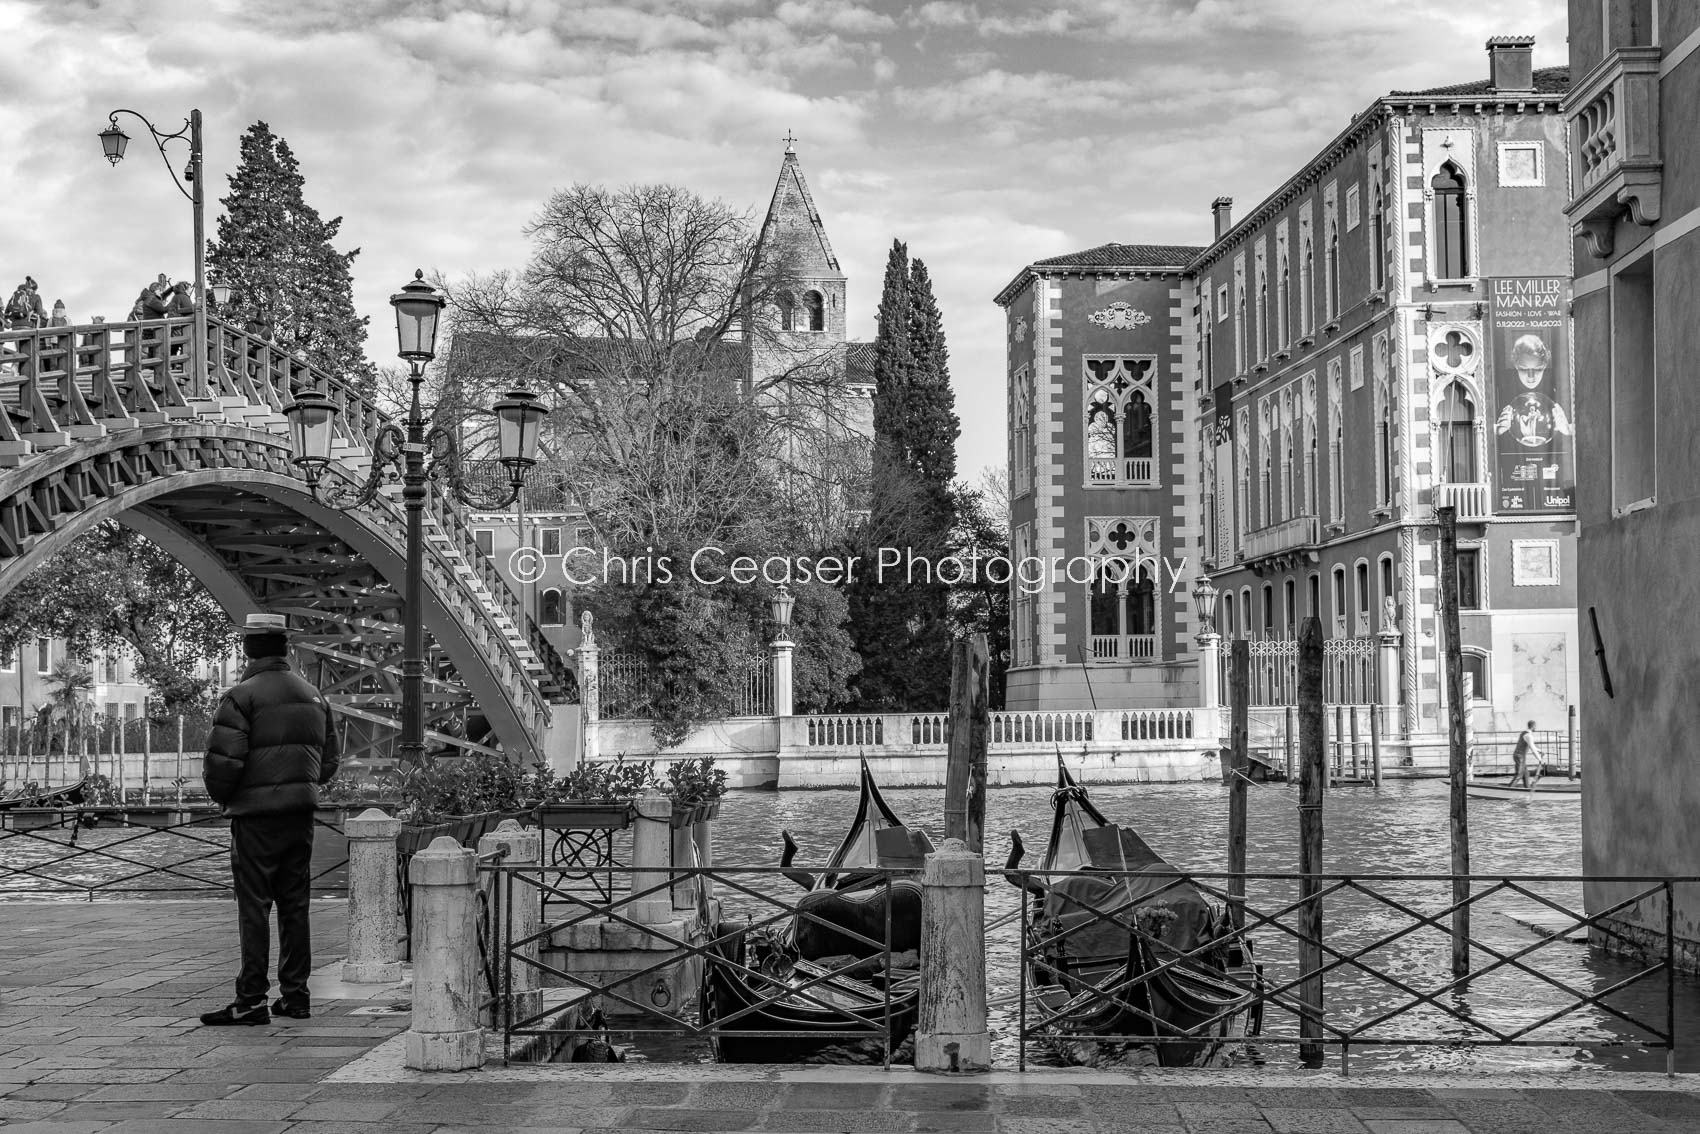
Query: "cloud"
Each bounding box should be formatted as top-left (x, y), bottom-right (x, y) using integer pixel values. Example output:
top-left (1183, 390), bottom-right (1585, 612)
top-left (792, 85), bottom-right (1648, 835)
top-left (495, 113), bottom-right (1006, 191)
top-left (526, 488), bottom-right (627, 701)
top-left (1, 0), bottom-right (1567, 481)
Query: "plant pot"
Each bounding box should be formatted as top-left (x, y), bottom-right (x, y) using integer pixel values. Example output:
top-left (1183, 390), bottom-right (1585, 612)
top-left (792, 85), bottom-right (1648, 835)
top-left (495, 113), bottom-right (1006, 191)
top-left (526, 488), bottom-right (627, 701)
top-left (669, 799), bottom-right (722, 829)
top-left (396, 809), bottom-right (504, 856)
top-left (536, 800), bottom-right (635, 831)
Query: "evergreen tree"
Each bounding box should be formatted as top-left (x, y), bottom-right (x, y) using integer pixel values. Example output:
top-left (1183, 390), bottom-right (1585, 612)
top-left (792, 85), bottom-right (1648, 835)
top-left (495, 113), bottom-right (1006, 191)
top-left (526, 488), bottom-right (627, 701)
top-left (845, 241), bottom-right (962, 710)
top-left (208, 122), bottom-right (374, 389)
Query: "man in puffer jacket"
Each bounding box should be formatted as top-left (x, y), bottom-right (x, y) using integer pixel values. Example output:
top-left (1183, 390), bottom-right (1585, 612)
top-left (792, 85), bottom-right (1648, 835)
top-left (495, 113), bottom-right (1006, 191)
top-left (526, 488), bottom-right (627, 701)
top-left (199, 612), bottom-right (341, 1026)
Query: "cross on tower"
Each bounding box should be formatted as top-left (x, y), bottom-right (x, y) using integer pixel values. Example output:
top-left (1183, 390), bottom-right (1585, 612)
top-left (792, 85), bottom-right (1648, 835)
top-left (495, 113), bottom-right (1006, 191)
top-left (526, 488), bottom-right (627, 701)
top-left (783, 130), bottom-right (798, 153)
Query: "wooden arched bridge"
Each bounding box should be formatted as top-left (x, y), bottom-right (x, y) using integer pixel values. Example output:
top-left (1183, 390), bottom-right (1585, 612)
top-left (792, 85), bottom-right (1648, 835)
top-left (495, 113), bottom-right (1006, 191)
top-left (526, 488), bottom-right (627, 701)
top-left (0, 314), bottom-right (575, 765)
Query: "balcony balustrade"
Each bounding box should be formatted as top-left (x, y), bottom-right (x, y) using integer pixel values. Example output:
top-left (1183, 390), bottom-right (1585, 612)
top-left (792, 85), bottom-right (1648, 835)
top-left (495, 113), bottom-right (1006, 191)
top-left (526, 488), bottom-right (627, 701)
top-left (1567, 45), bottom-right (1663, 257)
top-left (1088, 633), bottom-right (1157, 663)
top-left (1432, 481), bottom-right (1491, 522)
top-left (1087, 456), bottom-right (1155, 486)
top-left (1240, 513), bottom-right (1320, 564)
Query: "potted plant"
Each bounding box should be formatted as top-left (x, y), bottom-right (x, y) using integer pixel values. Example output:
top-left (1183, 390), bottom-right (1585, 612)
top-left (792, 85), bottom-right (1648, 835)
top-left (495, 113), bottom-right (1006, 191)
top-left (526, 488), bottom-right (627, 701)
top-left (662, 756), bottom-right (727, 829)
top-left (533, 754), bottom-right (654, 831)
top-left (393, 752), bottom-right (522, 855)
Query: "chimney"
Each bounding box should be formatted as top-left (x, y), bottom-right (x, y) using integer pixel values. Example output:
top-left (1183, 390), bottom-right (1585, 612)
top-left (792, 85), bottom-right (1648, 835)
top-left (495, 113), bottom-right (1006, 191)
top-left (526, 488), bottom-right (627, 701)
top-left (1211, 196), bottom-right (1234, 240)
top-left (1487, 35), bottom-right (1535, 92)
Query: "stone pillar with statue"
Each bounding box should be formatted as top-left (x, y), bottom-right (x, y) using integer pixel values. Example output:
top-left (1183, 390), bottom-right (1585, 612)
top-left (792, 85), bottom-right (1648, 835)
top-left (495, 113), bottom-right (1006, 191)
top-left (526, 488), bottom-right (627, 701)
top-left (1377, 595), bottom-right (1403, 752)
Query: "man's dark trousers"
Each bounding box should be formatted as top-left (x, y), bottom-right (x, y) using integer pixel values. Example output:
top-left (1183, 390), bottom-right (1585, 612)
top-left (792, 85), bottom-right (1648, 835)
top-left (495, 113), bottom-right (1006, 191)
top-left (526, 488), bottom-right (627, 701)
top-left (230, 813), bottom-right (315, 1006)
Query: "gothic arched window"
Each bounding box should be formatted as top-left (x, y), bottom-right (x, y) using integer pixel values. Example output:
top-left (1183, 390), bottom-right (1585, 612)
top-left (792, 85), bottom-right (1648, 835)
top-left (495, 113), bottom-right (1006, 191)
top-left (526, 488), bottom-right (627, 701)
top-left (805, 290), bottom-right (825, 331)
top-left (777, 291), bottom-right (796, 331)
top-left (1438, 382), bottom-right (1478, 483)
top-left (1432, 163), bottom-right (1469, 279)
top-left (1083, 357), bottom-right (1156, 484)
top-left (540, 588), bottom-right (564, 626)
top-left (1326, 220), bottom-right (1341, 320)
top-left (1370, 183), bottom-right (1386, 291)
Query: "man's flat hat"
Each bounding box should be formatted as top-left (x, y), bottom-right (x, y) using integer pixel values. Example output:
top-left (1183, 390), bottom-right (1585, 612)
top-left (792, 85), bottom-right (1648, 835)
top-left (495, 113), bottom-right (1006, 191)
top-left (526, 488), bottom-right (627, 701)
top-left (241, 612), bottom-right (291, 636)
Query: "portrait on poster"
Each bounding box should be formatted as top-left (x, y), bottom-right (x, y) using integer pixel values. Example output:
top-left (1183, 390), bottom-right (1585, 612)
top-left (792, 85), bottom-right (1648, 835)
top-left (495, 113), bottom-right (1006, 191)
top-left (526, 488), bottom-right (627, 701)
top-left (1488, 278), bottom-right (1574, 513)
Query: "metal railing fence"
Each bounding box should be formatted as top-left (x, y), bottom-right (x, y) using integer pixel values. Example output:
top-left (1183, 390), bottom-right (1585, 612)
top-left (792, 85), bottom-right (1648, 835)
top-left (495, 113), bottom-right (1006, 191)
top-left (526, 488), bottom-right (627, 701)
top-left (1005, 868), bottom-right (1685, 1074)
top-left (0, 809), bottom-right (349, 898)
top-left (480, 862), bottom-right (918, 1067)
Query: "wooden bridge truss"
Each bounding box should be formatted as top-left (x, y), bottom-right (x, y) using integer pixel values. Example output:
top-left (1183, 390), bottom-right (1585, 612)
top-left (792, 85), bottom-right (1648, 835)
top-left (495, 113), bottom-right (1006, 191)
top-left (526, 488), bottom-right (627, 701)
top-left (0, 314), bottom-right (574, 766)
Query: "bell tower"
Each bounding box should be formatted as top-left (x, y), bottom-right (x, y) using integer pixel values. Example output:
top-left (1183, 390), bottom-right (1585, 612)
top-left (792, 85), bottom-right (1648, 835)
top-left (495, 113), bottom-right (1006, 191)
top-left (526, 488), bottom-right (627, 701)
top-left (756, 138), bottom-right (847, 345)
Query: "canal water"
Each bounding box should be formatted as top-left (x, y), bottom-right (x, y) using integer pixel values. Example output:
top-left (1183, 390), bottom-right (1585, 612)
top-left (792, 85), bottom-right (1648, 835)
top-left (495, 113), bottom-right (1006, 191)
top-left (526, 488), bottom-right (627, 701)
top-left (702, 776), bottom-right (1699, 1074)
top-left (4, 779), bottom-right (1695, 1072)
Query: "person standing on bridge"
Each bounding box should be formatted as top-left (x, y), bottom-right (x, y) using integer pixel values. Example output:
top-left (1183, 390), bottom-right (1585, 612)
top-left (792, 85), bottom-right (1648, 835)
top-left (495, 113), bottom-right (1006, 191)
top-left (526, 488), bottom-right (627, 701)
top-left (199, 612), bottom-right (341, 1027)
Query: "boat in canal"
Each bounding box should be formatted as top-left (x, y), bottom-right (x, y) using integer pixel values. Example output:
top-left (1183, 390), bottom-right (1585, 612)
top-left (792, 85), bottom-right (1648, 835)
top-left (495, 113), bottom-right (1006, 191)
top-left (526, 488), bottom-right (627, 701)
top-left (1005, 758), bottom-right (1261, 1067)
top-left (1466, 776), bottom-right (1582, 802)
top-left (0, 779), bottom-right (86, 811)
top-left (701, 760), bottom-right (924, 1063)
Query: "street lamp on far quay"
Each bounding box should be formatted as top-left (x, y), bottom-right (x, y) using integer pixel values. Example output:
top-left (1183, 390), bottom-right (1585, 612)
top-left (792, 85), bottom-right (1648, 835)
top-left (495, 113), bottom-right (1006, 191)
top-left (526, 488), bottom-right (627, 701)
top-left (99, 107), bottom-right (208, 396)
top-left (283, 270), bottom-right (550, 765)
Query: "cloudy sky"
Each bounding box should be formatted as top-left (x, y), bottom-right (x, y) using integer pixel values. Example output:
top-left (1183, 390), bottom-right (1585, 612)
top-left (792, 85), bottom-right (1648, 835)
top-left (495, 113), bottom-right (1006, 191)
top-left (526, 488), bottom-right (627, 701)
top-left (3, 0), bottom-right (1565, 479)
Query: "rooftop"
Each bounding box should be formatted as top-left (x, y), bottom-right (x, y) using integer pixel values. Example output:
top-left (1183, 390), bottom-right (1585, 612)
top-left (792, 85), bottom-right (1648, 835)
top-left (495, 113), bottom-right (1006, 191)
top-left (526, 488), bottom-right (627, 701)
top-left (1392, 64), bottom-right (1571, 98)
top-left (1031, 242), bottom-right (1207, 269)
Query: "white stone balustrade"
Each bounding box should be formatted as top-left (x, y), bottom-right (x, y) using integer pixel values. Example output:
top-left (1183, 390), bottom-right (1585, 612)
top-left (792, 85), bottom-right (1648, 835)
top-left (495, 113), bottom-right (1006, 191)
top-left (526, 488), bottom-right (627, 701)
top-left (342, 807), bottom-right (402, 984)
top-left (404, 836), bottom-right (483, 1072)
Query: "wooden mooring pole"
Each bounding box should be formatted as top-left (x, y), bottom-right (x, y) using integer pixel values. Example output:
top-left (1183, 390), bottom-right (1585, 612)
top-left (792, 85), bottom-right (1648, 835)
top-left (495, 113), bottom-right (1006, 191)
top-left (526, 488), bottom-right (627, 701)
top-left (1297, 616), bottom-right (1326, 1066)
top-left (944, 634), bottom-right (990, 853)
top-left (1370, 706), bottom-right (1383, 788)
top-left (1228, 639), bottom-right (1250, 931)
top-left (1567, 704), bottom-right (1577, 780)
top-left (1438, 506), bottom-right (1471, 979)
top-left (1284, 706), bottom-right (1295, 782)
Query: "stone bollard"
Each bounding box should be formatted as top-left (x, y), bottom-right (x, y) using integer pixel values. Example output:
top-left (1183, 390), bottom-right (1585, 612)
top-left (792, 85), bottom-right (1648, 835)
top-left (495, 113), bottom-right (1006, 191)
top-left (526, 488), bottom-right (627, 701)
top-left (404, 836), bottom-right (483, 1071)
top-left (343, 807), bottom-right (403, 983)
top-left (915, 838), bottom-right (990, 1074)
top-left (628, 794), bottom-right (673, 925)
top-left (477, 819), bottom-right (543, 1028)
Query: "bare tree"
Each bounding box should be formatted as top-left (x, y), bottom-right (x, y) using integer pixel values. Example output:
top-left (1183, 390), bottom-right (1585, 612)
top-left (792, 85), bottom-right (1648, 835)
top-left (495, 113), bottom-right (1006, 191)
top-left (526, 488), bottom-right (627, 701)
top-left (443, 183), bottom-right (861, 554)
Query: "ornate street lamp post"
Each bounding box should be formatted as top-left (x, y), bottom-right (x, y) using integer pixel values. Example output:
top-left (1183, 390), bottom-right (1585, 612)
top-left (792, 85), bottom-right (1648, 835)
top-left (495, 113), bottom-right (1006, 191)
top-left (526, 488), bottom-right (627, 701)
top-left (769, 583), bottom-right (795, 718)
top-left (98, 108), bottom-right (209, 396)
top-left (1192, 577), bottom-right (1222, 711)
top-left (283, 271), bottom-right (549, 764)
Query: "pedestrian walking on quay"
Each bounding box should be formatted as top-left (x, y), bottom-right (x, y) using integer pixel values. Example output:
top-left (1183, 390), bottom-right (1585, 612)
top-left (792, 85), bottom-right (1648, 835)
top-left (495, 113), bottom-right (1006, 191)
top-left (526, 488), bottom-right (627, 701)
top-left (198, 612), bottom-right (341, 1027)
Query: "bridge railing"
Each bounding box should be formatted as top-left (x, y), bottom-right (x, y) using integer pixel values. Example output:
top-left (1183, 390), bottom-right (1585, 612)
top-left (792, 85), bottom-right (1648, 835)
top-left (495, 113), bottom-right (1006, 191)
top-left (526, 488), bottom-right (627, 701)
top-left (1, 315), bottom-right (572, 705)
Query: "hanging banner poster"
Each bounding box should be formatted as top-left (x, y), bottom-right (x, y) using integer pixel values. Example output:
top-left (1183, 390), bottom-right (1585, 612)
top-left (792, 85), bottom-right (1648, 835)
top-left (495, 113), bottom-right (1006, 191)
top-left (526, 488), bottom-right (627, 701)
top-left (1488, 277), bottom-right (1573, 512)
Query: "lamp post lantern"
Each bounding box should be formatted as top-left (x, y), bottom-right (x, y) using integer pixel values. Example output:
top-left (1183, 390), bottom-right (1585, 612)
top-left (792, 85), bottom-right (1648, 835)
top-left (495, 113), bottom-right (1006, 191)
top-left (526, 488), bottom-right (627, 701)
top-left (282, 271), bottom-right (550, 765)
top-left (1192, 577), bottom-right (1222, 711)
top-left (769, 584), bottom-right (795, 718)
top-left (99, 107), bottom-right (208, 398)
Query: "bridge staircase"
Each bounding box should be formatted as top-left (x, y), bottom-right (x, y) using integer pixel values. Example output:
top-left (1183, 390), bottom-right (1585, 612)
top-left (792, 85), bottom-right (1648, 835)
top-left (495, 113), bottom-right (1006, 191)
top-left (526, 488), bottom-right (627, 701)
top-left (0, 314), bottom-right (573, 760)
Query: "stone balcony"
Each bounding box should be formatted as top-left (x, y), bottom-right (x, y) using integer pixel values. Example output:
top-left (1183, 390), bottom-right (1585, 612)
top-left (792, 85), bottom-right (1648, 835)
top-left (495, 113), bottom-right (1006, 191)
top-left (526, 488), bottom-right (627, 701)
top-left (1088, 456), bottom-right (1155, 486)
top-left (1432, 481), bottom-right (1492, 522)
top-left (1567, 45), bottom-right (1663, 257)
top-left (1239, 513), bottom-right (1320, 570)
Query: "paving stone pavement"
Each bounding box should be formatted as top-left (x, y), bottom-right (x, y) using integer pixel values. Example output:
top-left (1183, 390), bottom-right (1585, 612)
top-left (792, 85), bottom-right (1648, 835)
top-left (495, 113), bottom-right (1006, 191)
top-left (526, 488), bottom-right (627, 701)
top-left (3, 900), bottom-right (1700, 1132)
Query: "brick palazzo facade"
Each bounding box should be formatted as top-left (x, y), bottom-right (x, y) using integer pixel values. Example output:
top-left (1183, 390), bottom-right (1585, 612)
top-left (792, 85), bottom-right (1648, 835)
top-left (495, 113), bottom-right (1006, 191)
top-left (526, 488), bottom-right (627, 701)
top-left (998, 37), bottom-right (1581, 737)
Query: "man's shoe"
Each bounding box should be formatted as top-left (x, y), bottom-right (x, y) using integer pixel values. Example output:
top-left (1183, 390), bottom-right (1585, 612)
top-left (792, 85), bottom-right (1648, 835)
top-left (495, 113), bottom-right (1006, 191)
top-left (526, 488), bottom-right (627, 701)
top-left (200, 1001), bottom-right (270, 1026)
top-left (271, 999), bottom-right (311, 1020)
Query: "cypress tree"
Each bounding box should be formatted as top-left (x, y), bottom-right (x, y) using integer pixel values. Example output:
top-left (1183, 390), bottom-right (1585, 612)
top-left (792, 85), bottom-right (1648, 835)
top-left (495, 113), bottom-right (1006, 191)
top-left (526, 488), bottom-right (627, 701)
top-left (846, 241), bottom-right (961, 710)
top-left (208, 122), bottom-right (374, 389)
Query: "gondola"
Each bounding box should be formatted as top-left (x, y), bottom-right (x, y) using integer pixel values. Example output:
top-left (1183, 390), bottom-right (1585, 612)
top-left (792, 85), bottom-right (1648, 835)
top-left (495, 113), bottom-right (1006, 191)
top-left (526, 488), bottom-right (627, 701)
top-left (0, 779), bottom-right (86, 811)
top-left (1466, 776), bottom-right (1581, 802)
top-left (1006, 757), bottom-right (1260, 1067)
top-left (702, 760), bottom-right (926, 1063)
